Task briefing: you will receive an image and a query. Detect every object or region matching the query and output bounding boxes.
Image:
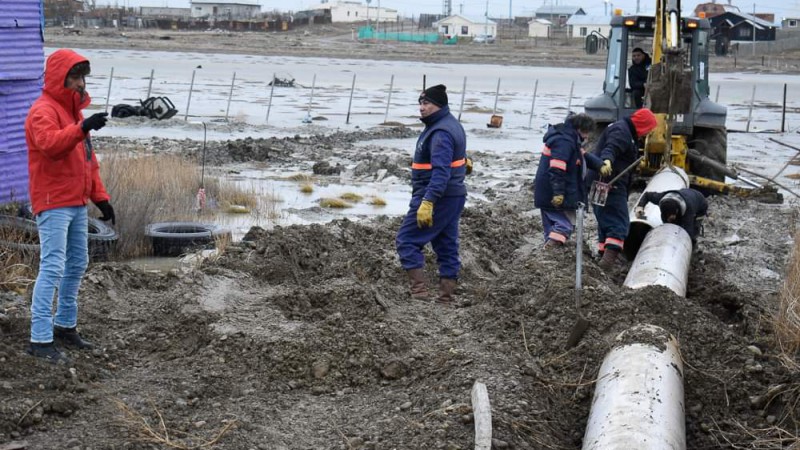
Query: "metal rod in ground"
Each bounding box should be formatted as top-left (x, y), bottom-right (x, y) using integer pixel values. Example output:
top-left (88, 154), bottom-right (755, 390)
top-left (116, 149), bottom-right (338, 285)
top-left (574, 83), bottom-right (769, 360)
top-left (492, 78), bottom-right (501, 115)
top-left (782, 83), bottom-right (787, 133)
top-left (759, 137), bottom-right (800, 186)
top-left (736, 165), bottom-right (800, 199)
top-left (146, 69), bottom-right (154, 99)
top-left (566, 80), bottom-right (575, 116)
top-left (104, 67), bottom-right (114, 113)
top-left (528, 79), bottom-right (539, 129)
top-left (303, 74), bottom-right (316, 123)
top-left (346, 73), bottom-right (356, 125)
top-left (184, 69), bottom-right (196, 121)
top-left (457, 76), bottom-right (467, 122)
top-left (422, 74), bottom-right (426, 91)
top-left (746, 84), bottom-right (756, 133)
top-left (383, 74), bottom-right (395, 124)
top-left (266, 72), bottom-right (276, 123)
top-left (715, 84), bottom-right (720, 103)
top-left (225, 71), bottom-right (236, 121)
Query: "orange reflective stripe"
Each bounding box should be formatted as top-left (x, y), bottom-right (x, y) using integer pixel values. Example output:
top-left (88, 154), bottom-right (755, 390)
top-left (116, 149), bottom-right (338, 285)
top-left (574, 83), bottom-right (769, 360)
top-left (542, 146), bottom-right (552, 156)
top-left (548, 232), bottom-right (567, 243)
top-left (605, 237), bottom-right (624, 249)
top-left (597, 242), bottom-right (606, 251)
top-left (550, 159), bottom-right (567, 171)
top-left (411, 158), bottom-right (466, 170)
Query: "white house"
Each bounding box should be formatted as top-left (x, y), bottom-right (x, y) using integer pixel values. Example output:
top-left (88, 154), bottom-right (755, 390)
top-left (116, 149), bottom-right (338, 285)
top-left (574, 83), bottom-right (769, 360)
top-left (528, 18), bottom-right (552, 38)
top-left (190, 0), bottom-right (260, 19)
top-left (308, 1), bottom-right (398, 23)
top-left (433, 14), bottom-right (497, 38)
top-left (566, 15), bottom-right (611, 39)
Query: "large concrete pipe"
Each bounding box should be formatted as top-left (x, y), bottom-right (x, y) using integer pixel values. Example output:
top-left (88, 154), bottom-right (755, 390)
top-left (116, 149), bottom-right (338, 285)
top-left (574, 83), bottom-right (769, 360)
top-left (625, 166), bottom-right (689, 260)
top-left (623, 223), bottom-right (692, 297)
top-left (582, 324), bottom-right (685, 450)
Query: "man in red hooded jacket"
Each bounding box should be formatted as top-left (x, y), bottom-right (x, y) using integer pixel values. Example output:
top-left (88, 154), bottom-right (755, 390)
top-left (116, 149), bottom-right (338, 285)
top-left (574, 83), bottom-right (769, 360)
top-left (25, 49), bottom-right (114, 363)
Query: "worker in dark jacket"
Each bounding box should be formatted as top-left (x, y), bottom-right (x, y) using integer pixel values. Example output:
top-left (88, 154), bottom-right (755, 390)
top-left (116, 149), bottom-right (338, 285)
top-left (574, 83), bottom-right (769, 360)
top-left (396, 84), bottom-right (468, 304)
top-left (586, 108), bottom-right (658, 269)
top-left (534, 113), bottom-right (603, 248)
top-left (635, 188), bottom-right (708, 245)
top-left (629, 47), bottom-right (652, 108)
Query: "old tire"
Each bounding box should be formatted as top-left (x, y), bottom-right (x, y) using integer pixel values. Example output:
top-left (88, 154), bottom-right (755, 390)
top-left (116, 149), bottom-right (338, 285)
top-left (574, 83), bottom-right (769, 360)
top-left (88, 218), bottom-right (118, 262)
top-left (0, 216), bottom-right (40, 255)
top-left (145, 222), bottom-right (231, 257)
top-left (690, 127), bottom-right (728, 182)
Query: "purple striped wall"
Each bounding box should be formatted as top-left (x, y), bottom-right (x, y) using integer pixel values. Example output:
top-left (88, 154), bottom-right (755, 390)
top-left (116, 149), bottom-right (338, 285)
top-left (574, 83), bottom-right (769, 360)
top-left (0, 0), bottom-right (44, 204)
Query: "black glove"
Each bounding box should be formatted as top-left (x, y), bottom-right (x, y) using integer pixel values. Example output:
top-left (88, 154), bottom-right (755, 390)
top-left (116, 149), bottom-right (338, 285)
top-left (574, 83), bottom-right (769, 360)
top-left (95, 200), bottom-right (115, 225)
top-left (82, 112), bottom-right (108, 134)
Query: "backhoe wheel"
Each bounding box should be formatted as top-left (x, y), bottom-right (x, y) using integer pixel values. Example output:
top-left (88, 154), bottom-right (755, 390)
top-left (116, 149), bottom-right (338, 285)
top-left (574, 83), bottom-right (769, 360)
top-left (690, 127), bottom-right (727, 182)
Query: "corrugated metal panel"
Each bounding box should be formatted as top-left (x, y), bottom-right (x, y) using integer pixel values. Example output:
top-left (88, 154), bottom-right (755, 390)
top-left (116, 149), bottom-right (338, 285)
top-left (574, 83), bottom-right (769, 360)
top-left (0, 0), bottom-right (44, 81)
top-left (0, 79), bottom-right (41, 204)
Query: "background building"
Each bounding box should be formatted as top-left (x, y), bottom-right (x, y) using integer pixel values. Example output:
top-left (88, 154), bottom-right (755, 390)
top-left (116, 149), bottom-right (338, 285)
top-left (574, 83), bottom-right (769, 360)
top-left (307, 1), bottom-right (397, 24)
top-left (566, 15), bottom-right (610, 40)
top-left (434, 14), bottom-right (497, 38)
top-left (190, 0), bottom-right (260, 20)
top-left (527, 18), bottom-right (552, 38)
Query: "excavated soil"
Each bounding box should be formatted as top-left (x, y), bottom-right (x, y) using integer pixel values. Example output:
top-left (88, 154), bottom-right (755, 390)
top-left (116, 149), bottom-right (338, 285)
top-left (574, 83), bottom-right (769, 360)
top-left (0, 137), bottom-right (798, 448)
top-left (2, 31), bottom-right (800, 449)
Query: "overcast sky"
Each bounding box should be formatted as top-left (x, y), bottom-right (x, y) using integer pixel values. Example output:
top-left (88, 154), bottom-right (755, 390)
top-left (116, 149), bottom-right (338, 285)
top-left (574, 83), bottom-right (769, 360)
top-left (100, 0), bottom-right (800, 21)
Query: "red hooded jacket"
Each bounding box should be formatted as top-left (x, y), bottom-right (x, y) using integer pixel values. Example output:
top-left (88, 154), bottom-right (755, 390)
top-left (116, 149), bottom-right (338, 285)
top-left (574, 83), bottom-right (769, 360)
top-left (26, 49), bottom-right (110, 215)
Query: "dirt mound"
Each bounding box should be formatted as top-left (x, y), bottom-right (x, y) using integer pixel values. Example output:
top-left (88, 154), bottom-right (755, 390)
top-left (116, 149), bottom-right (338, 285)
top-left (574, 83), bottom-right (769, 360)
top-left (0, 192), bottom-right (796, 449)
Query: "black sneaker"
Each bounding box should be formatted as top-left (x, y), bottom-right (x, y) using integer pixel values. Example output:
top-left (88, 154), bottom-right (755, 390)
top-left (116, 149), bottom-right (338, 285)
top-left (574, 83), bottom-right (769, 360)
top-left (27, 342), bottom-right (71, 365)
top-left (54, 326), bottom-right (94, 350)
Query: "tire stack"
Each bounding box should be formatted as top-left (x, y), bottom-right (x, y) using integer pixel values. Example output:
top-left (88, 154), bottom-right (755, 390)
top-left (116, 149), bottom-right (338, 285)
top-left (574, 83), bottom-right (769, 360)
top-left (0, 215), bottom-right (118, 262)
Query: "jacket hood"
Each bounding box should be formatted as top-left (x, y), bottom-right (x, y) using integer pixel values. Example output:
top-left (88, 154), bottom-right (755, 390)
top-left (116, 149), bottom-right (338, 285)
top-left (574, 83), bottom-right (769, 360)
top-left (44, 49), bottom-right (91, 113)
top-left (543, 122), bottom-right (578, 146)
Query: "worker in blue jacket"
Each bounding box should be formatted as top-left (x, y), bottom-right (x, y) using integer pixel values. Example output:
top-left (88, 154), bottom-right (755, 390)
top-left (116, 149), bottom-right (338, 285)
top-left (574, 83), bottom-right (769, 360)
top-left (534, 113), bottom-right (602, 248)
top-left (635, 188), bottom-right (708, 245)
top-left (586, 108), bottom-right (658, 269)
top-left (396, 84), bottom-right (469, 304)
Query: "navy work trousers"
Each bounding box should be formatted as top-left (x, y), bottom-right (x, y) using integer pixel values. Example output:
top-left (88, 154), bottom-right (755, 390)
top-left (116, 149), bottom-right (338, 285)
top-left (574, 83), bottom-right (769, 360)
top-left (396, 195), bottom-right (466, 279)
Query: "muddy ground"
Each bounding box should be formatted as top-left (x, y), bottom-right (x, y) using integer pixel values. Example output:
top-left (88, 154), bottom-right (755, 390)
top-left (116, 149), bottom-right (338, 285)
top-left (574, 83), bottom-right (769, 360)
top-left (2, 32), bottom-right (800, 449)
top-left (1, 123), bottom-right (799, 449)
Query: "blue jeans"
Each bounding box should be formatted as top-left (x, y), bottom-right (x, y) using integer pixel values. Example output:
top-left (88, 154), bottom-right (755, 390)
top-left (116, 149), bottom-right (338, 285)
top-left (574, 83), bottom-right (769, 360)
top-left (31, 206), bottom-right (89, 343)
top-left (396, 195), bottom-right (466, 279)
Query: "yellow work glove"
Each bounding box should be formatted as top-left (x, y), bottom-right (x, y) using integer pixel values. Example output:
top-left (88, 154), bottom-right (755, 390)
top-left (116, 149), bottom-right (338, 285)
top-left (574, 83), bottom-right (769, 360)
top-left (416, 200), bottom-right (434, 228)
top-left (465, 157), bottom-right (473, 175)
top-left (551, 194), bottom-right (564, 207)
top-left (600, 159), bottom-right (613, 177)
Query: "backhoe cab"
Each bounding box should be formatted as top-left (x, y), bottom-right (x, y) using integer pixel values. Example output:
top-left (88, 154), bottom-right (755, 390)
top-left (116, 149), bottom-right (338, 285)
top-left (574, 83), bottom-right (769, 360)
top-left (584, 10), bottom-right (737, 192)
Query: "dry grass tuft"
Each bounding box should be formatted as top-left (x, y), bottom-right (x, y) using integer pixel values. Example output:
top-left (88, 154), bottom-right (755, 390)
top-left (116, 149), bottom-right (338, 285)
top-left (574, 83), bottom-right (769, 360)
top-left (0, 247), bottom-right (36, 294)
top-left (777, 232), bottom-right (800, 361)
top-left (300, 183), bottom-right (314, 194)
top-left (368, 197), bottom-right (387, 206)
top-left (215, 182), bottom-right (258, 211)
top-left (339, 192), bottom-right (363, 203)
top-left (286, 173), bottom-right (314, 182)
top-left (112, 398), bottom-right (237, 449)
top-left (320, 198), bottom-right (352, 209)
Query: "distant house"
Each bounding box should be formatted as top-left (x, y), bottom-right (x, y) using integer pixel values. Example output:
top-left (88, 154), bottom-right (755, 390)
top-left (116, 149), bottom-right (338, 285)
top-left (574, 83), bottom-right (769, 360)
top-left (307, 1), bottom-right (398, 23)
top-left (190, 0), bottom-right (260, 20)
top-left (139, 7), bottom-right (191, 19)
top-left (693, 2), bottom-right (739, 18)
top-left (709, 11), bottom-right (777, 42)
top-left (534, 5), bottom-right (585, 27)
top-left (783, 17), bottom-right (800, 29)
top-left (0, 0), bottom-right (44, 204)
top-left (566, 15), bottom-right (610, 39)
top-left (434, 14), bottom-right (497, 38)
top-left (527, 18), bottom-right (552, 38)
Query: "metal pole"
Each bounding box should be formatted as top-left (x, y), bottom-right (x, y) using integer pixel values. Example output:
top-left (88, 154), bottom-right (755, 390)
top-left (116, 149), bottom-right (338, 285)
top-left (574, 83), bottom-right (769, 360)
top-left (458, 76), bottom-right (467, 122)
top-left (566, 80), bottom-right (575, 116)
top-left (746, 84), bottom-right (756, 133)
top-left (225, 71), bottom-right (236, 121)
top-left (346, 73), bottom-right (356, 125)
top-left (781, 83), bottom-right (787, 133)
top-left (528, 79), bottom-right (539, 129)
top-left (492, 78), bottom-right (501, 115)
top-left (714, 84), bottom-right (720, 103)
top-left (303, 74), bottom-right (316, 123)
top-left (184, 69), bottom-right (196, 121)
top-left (266, 72), bottom-right (275, 123)
top-left (104, 67), bottom-right (114, 114)
top-left (383, 74), bottom-right (394, 124)
top-left (146, 69), bottom-right (154, 99)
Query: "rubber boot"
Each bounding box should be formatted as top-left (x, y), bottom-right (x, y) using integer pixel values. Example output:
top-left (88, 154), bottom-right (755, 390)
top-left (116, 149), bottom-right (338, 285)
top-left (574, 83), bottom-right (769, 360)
top-left (407, 268), bottom-right (429, 300)
top-left (599, 247), bottom-right (621, 270)
top-left (437, 278), bottom-right (457, 304)
top-left (27, 342), bottom-right (70, 365)
top-left (54, 325), bottom-right (94, 350)
top-left (543, 239), bottom-right (564, 251)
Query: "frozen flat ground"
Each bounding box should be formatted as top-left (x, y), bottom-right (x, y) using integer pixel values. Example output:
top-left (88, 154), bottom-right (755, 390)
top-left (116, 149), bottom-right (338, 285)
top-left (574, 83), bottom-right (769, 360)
top-left (60, 48), bottom-right (800, 230)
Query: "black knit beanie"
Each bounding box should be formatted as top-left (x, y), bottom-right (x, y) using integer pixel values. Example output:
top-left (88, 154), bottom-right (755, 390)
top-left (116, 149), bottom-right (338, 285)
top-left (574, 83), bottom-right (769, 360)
top-left (419, 84), bottom-right (448, 107)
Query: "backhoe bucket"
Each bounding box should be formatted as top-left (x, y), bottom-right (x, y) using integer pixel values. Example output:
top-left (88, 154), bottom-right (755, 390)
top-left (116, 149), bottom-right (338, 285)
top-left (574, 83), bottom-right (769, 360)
top-left (647, 49), bottom-right (692, 114)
